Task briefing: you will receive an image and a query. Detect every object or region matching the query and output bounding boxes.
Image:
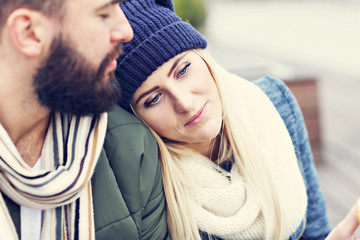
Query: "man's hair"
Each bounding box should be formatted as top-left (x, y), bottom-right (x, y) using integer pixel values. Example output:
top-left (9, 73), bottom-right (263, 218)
top-left (0, 0), bottom-right (64, 29)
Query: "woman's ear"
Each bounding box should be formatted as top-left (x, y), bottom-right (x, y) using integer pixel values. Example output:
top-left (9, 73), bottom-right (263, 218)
top-left (6, 9), bottom-right (53, 58)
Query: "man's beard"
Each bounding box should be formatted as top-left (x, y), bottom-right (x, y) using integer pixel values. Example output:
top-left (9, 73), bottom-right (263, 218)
top-left (33, 35), bottom-right (122, 116)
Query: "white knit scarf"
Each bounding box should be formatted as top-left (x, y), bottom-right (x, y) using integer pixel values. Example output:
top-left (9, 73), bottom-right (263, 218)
top-left (180, 50), bottom-right (308, 240)
top-left (0, 112), bottom-right (107, 240)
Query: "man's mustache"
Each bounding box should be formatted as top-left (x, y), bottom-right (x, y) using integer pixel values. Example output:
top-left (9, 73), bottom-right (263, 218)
top-left (96, 43), bottom-right (123, 81)
top-left (110, 43), bottom-right (123, 60)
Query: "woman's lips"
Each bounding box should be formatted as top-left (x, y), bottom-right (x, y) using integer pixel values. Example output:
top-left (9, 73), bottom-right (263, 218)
top-left (185, 103), bottom-right (207, 127)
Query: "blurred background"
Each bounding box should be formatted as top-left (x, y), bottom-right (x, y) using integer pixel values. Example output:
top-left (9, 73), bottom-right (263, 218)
top-left (174, 0), bottom-right (360, 229)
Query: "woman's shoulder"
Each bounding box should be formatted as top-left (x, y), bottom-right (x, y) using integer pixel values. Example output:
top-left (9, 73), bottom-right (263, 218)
top-left (252, 76), bottom-right (308, 163)
top-left (253, 76), bottom-right (297, 111)
top-left (252, 76), bottom-right (303, 127)
top-left (251, 78), bottom-right (331, 239)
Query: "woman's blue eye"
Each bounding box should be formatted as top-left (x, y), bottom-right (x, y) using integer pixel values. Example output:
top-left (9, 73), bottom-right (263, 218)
top-left (177, 63), bottom-right (191, 78)
top-left (145, 93), bottom-right (161, 108)
top-left (151, 94), bottom-right (160, 104)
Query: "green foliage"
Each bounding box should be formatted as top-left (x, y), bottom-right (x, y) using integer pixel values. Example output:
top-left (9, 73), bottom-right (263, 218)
top-left (173, 0), bottom-right (207, 31)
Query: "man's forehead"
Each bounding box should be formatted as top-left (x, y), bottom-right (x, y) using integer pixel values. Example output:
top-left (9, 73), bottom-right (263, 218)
top-left (65, 0), bottom-right (120, 10)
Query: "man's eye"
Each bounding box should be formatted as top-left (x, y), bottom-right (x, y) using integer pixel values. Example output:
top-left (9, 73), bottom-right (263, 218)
top-left (100, 14), bottom-right (110, 19)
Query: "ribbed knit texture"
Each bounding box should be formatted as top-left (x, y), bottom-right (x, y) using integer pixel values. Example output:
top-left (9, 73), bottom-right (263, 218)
top-left (116, 0), bottom-right (207, 110)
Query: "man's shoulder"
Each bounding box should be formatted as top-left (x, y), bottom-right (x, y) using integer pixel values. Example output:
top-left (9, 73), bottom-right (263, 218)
top-left (103, 105), bottom-right (157, 164)
top-left (107, 105), bottom-right (145, 129)
top-left (92, 105), bottom-right (163, 239)
top-left (105, 105), bottom-right (156, 152)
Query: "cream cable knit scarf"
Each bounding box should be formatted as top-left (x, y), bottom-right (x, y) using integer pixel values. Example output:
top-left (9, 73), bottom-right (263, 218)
top-left (181, 51), bottom-right (307, 240)
top-left (0, 112), bottom-right (107, 240)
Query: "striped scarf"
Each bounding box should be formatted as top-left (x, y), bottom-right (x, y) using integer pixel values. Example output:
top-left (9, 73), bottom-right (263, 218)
top-left (0, 112), bottom-right (107, 240)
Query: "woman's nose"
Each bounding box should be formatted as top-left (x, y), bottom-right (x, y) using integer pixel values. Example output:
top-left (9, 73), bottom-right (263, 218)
top-left (172, 88), bottom-right (194, 113)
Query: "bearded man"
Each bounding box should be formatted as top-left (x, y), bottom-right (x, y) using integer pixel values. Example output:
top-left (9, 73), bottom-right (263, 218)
top-left (0, 0), bottom-right (169, 239)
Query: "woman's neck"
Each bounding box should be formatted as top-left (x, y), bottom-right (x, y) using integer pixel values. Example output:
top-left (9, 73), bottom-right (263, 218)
top-left (187, 135), bottom-right (221, 162)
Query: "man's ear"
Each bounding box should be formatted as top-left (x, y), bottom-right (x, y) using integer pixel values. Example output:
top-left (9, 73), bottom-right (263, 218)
top-left (6, 9), bottom-right (54, 58)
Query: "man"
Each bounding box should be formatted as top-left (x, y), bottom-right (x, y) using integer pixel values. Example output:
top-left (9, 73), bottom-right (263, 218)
top-left (0, 0), bottom-right (169, 239)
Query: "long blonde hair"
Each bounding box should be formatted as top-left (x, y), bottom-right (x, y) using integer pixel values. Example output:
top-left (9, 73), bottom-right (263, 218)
top-left (133, 49), bottom-right (287, 240)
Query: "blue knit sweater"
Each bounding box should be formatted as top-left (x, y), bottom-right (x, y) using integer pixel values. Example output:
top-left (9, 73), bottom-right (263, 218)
top-left (202, 76), bottom-right (331, 240)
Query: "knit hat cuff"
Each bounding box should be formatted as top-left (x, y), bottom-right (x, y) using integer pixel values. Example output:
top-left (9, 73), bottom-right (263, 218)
top-left (117, 21), bottom-right (207, 109)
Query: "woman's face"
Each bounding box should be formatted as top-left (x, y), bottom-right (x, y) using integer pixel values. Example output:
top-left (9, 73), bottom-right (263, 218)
top-left (131, 50), bottom-right (223, 146)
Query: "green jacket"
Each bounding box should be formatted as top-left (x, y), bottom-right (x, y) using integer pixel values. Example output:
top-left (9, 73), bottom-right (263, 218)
top-left (3, 106), bottom-right (170, 239)
top-left (92, 106), bottom-right (170, 239)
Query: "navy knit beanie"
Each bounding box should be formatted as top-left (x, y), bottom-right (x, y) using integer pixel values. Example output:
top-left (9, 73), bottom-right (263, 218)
top-left (116, 0), bottom-right (207, 110)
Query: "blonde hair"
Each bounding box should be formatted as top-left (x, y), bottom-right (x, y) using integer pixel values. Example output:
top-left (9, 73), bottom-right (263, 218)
top-left (132, 49), bottom-right (287, 240)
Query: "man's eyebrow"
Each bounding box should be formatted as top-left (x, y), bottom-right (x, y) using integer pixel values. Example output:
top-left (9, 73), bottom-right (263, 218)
top-left (96, 0), bottom-right (124, 11)
top-left (167, 53), bottom-right (188, 77)
top-left (135, 86), bottom-right (160, 106)
top-left (112, 0), bottom-right (125, 4)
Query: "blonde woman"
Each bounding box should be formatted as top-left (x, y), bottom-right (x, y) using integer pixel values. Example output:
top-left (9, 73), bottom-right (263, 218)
top-left (115, 0), bottom-right (359, 239)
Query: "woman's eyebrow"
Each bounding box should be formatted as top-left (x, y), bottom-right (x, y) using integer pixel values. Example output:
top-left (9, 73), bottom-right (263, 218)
top-left (135, 86), bottom-right (160, 106)
top-left (167, 53), bottom-right (188, 77)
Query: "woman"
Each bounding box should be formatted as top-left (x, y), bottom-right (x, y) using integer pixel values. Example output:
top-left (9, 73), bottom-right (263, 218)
top-left (115, 0), bottom-right (359, 239)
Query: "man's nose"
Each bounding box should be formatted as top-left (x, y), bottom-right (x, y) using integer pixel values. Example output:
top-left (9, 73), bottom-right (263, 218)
top-left (111, 7), bottom-right (133, 43)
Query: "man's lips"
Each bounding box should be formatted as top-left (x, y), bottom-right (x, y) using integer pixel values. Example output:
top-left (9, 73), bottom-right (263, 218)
top-left (107, 44), bottom-right (122, 71)
top-left (107, 58), bottom-right (117, 71)
top-left (185, 103), bottom-right (207, 127)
